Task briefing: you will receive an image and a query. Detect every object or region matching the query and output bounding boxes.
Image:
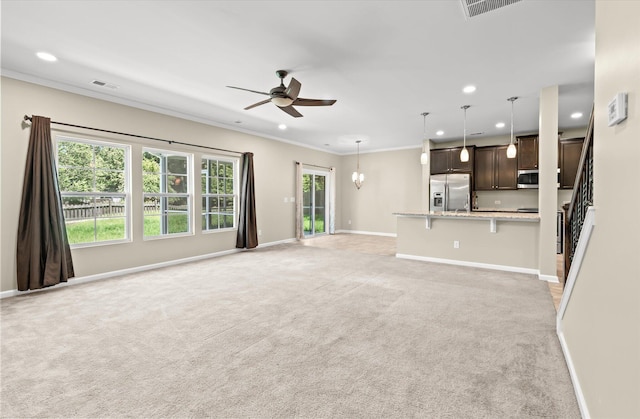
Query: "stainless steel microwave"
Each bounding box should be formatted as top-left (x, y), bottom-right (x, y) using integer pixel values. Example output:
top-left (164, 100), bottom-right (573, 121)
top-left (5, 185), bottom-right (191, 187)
top-left (517, 170), bottom-right (539, 189)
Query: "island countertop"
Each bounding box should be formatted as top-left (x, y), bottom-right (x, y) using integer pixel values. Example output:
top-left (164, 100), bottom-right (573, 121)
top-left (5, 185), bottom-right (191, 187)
top-left (393, 210), bottom-right (540, 221)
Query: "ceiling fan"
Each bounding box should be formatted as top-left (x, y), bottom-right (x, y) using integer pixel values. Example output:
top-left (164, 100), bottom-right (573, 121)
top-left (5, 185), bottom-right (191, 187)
top-left (227, 70), bottom-right (336, 118)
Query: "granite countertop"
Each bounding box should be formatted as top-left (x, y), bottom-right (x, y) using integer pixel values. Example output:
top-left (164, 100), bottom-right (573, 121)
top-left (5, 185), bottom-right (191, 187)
top-left (473, 207), bottom-right (520, 213)
top-left (394, 210), bottom-right (540, 221)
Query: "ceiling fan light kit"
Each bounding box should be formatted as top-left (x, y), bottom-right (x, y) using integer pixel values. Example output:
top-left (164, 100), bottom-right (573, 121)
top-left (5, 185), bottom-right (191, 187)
top-left (227, 70), bottom-right (336, 118)
top-left (271, 97), bottom-right (294, 107)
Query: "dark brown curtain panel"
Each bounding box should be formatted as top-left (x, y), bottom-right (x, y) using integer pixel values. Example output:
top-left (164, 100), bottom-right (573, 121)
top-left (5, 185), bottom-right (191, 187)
top-left (236, 152), bottom-right (258, 249)
top-left (16, 116), bottom-right (75, 291)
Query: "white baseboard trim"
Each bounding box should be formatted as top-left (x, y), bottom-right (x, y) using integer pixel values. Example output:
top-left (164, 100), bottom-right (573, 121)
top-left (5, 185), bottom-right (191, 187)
top-left (256, 238), bottom-right (297, 248)
top-left (396, 253), bottom-right (538, 276)
top-left (539, 274), bottom-right (560, 283)
top-left (0, 289), bottom-right (22, 299)
top-left (553, 208), bottom-right (596, 419)
top-left (557, 327), bottom-right (590, 418)
top-left (1, 238), bottom-right (300, 299)
top-left (558, 207), bottom-right (596, 320)
top-left (2, 238), bottom-right (298, 300)
top-left (1, 248), bottom-right (241, 299)
top-left (335, 229), bottom-right (397, 237)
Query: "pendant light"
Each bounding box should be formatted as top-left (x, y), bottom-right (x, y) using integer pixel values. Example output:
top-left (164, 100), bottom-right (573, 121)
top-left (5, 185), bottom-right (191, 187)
top-left (420, 112), bottom-right (429, 165)
top-left (352, 140), bottom-right (364, 189)
top-left (460, 105), bottom-right (470, 162)
top-left (506, 96), bottom-right (518, 159)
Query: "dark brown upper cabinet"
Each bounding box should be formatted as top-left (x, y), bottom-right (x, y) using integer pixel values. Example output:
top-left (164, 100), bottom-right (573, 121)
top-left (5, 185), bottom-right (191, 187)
top-left (559, 137), bottom-right (585, 189)
top-left (474, 145), bottom-right (518, 190)
top-left (430, 147), bottom-right (474, 175)
top-left (517, 135), bottom-right (538, 170)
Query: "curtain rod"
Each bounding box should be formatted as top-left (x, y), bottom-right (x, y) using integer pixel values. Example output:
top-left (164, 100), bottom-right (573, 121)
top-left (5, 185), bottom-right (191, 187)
top-left (296, 161), bottom-right (333, 170)
top-left (23, 115), bottom-right (244, 155)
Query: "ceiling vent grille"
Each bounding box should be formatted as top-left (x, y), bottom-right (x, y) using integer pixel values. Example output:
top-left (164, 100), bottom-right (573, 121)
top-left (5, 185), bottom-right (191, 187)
top-left (90, 79), bottom-right (119, 89)
top-left (460, 0), bottom-right (522, 19)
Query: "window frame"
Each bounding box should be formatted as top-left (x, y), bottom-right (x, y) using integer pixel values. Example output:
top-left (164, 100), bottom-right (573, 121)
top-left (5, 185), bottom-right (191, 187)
top-left (201, 155), bottom-right (239, 233)
top-left (55, 135), bottom-right (131, 248)
top-left (142, 147), bottom-right (194, 239)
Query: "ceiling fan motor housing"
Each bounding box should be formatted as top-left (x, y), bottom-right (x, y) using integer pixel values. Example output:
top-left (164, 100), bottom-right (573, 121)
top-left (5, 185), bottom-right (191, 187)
top-left (227, 69), bottom-right (335, 116)
top-left (270, 86), bottom-right (287, 97)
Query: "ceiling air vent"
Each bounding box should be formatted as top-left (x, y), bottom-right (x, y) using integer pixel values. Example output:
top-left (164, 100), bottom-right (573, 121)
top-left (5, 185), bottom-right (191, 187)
top-left (460, 0), bottom-right (522, 19)
top-left (90, 79), bottom-right (119, 89)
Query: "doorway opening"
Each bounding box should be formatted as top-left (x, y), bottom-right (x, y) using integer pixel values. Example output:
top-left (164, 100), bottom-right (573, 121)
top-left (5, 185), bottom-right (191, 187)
top-left (302, 170), bottom-right (329, 237)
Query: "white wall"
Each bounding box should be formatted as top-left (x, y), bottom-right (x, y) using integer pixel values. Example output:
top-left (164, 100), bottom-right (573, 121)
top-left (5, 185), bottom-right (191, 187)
top-left (538, 86), bottom-right (559, 279)
top-left (339, 147), bottom-right (423, 235)
top-left (0, 77), bottom-right (343, 292)
top-left (560, 1), bottom-right (640, 417)
top-left (397, 216), bottom-right (539, 270)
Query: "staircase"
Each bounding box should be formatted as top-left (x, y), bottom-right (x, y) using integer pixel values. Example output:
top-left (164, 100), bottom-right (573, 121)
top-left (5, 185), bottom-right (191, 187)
top-left (564, 106), bottom-right (594, 280)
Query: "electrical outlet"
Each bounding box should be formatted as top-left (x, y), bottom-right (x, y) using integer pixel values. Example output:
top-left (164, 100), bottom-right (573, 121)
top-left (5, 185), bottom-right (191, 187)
top-left (283, 197), bottom-right (288, 203)
top-left (453, 240), bottom-right (460, 249)
top-left (258, 230), bottom-right (262, 236)
top-left (494, 200), bottom-right (501, 205)
top-left (348, 220), bottom-right (352, 225)
top-left (290, 197), bottom-right (295, 203)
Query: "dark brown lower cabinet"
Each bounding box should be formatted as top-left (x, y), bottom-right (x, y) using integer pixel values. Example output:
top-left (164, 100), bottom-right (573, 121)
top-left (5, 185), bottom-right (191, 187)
top-left (474, 145), bottom-right (517, 190)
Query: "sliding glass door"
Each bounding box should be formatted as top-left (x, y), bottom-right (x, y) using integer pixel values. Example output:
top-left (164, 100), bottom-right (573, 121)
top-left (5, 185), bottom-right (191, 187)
top-left (302, 170), bottom-right (328, 237)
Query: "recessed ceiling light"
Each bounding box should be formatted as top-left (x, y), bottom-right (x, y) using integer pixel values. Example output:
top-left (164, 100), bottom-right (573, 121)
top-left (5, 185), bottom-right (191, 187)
top-left (496, 122), bottom-right (505, 128)
top-left (36, 52), bottom-right (57, 62)
top-left (463, 85), bottom-right (476, 94)
top-left (278, 124), bottom-right (287, 130)
top-left (436, 130), bottom-right (444, 136)
top-left (571, 112), bottom-right (583, 119)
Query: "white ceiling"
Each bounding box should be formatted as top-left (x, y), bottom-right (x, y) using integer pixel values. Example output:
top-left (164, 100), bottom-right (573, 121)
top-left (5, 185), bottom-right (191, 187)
top-left (1, 0), bottom-right (595, 154)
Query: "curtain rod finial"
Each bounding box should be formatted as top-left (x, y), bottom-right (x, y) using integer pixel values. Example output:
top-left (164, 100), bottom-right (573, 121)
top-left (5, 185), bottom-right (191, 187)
top-left (24, 115), bottom-right (32, 122)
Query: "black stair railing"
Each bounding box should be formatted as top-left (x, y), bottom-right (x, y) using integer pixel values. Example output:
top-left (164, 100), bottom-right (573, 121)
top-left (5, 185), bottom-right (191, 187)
top-left (564, 106), bottom-right (594, 280)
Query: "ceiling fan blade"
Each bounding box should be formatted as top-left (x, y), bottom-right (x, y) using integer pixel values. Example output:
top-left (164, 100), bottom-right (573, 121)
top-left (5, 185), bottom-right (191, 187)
top-left (284, 77), bottom-right (301, 101)
top-left (279, 105), bottom-right (303, 118)
top-left (226, 86), bottom-right (270, 96)
top-left (292, 98), bottom-right (337, 106)
top-left (244, 99), bottom-right (272, 110)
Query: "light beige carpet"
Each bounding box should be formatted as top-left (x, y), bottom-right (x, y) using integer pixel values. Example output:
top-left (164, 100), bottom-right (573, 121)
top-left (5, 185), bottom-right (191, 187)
top-left (0, 243), bottom-right (579, 418)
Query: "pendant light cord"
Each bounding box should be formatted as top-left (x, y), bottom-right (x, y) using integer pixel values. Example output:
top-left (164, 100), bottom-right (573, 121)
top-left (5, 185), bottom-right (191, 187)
top-left (461, 105), bottom-right (470, 148)
top-left (510, 99), bottom-right (514, 144)
top-left (508, 96), bottom-right (518, 145)
top-left (422, 112), bottom-right (429, 152)
top-left (463, 107), bottom-right (466, 147)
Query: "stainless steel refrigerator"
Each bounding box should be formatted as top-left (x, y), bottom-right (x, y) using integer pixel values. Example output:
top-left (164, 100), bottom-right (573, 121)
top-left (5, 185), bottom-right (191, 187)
top-left (430, 173), bottom-right (471, 212)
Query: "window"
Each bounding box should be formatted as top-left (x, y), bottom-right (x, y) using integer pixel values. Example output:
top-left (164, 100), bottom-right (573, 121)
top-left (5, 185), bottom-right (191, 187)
top-left (56, 137), bottom-right (130, 246)
top-left (201, 156), bottom-right (238, 231)
top-left (143, 149), bottom-right (192, 237)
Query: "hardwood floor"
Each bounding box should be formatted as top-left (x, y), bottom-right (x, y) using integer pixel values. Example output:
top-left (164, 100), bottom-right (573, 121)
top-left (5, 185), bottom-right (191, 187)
top-left (302, 233), bottom-right (563, 312)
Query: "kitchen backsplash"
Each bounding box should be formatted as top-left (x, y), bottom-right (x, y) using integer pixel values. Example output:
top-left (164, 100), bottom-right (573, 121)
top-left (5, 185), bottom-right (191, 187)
top-left (476, 189), bottom-right (573, 211)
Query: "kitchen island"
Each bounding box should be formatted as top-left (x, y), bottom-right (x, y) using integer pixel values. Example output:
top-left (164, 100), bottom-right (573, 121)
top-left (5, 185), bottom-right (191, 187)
top-left (394, 210), bottom-right (541, 275)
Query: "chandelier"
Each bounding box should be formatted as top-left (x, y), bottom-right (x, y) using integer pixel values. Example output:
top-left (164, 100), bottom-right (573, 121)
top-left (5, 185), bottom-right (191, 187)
top-left (352, 140), bottom-right (364, 189)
